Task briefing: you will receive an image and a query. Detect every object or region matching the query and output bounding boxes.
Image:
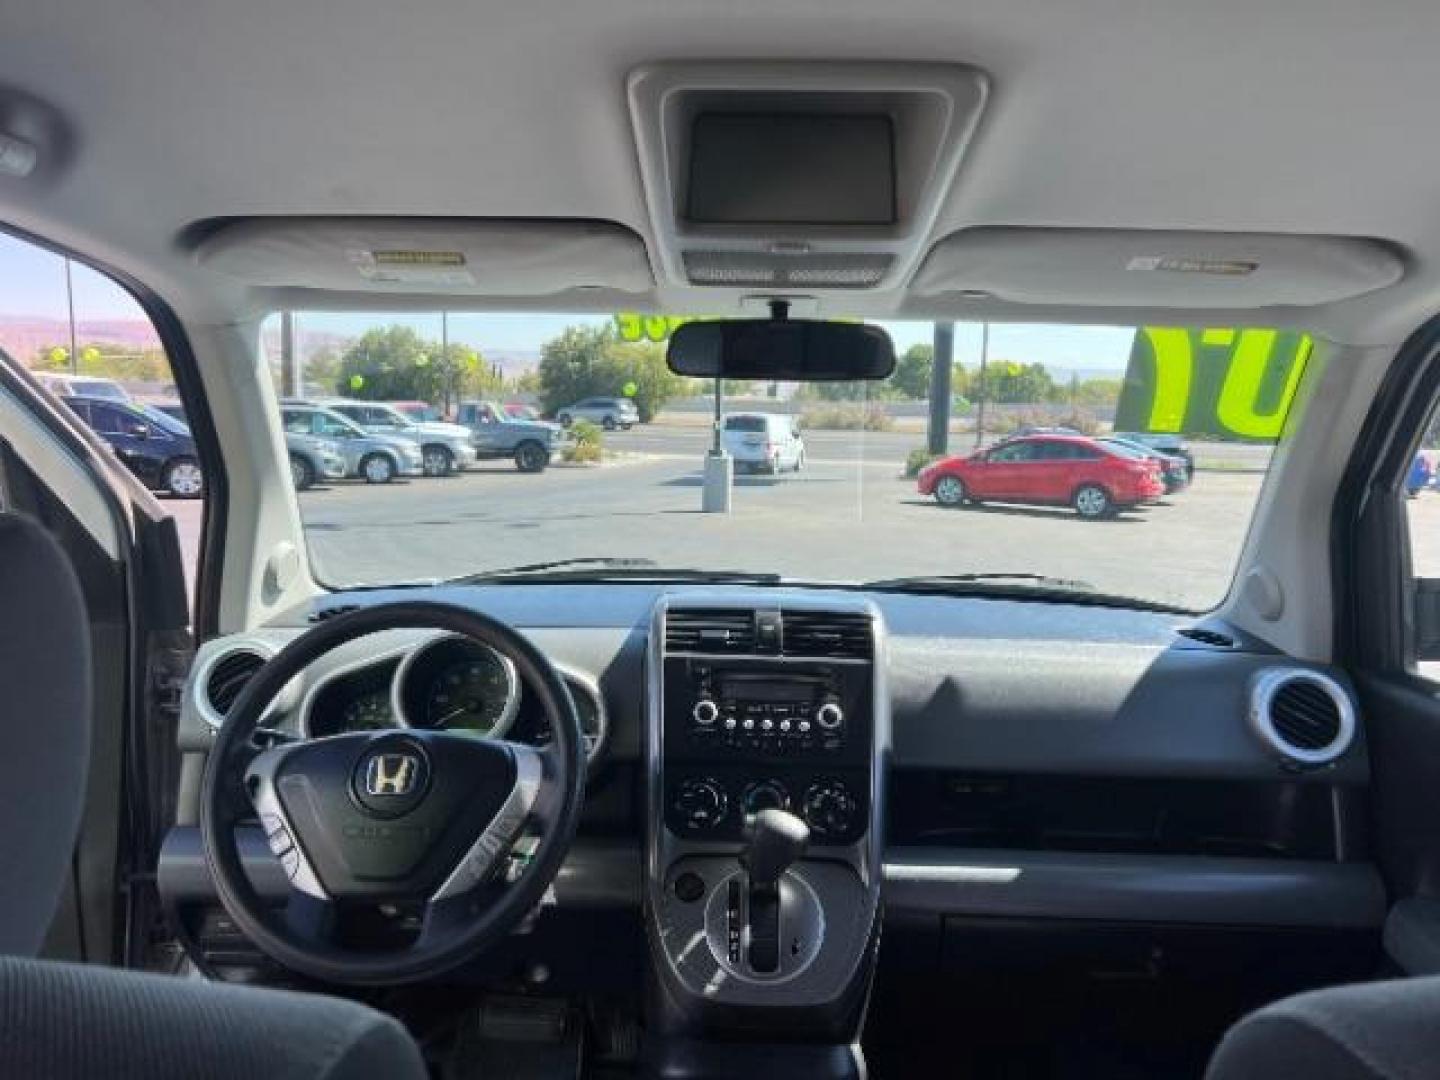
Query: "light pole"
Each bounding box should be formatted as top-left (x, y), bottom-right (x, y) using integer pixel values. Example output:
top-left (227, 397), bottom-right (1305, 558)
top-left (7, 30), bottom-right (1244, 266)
top-left (974, 322), bottom-right (990, 449)
top-left (64, 258), bottom-right (78, 375)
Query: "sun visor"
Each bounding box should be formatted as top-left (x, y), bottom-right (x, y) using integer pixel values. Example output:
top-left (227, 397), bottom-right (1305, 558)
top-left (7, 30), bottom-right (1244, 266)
top-left (911, 228), bottom-right (1405, 308)
top-left (191, 218), bottom-right (653, 296)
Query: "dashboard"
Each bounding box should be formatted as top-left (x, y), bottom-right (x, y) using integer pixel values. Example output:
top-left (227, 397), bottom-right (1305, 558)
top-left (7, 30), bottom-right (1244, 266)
top-left (161, 582), bottom-right (1385, 1001)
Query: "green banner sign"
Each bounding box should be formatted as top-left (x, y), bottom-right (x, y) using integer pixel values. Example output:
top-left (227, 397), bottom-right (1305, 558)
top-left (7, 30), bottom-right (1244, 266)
top-left (614, 314), bottom-right (701, 343)
top-left (1113, 327), bottom-right (1311, 440)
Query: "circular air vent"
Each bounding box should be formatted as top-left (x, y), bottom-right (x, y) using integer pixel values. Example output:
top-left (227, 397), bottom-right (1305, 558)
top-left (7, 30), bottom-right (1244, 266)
top-left (197, 644), bottom-right (272, 730)
top-left (1248, 668), bottom-right (1356, 767)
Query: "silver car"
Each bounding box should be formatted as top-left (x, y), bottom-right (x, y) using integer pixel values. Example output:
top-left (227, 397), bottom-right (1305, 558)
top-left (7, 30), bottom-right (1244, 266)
top-left (556, 395), bottom-right (639, 430)
top-left (280, 404), bottom-right (423, 483)
top-left (318, 400), bottom-right (479, 477)
top-left (285, 431), bottom-right (348, 491)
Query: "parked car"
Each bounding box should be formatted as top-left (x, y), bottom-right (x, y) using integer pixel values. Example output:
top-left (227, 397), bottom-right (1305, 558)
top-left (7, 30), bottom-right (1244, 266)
top-left (279, 403), bottom-right (423, 483)
top-left (307, 399), bottom-right (477, 477)
top-left (156, 402), bottom-right (343, 490)
top-left (65, 396), bottom-right (205, 497)
top-left (917, 434), bottom-right (1166, 518)
top-left (284, 431), bottom-right (349, 491)
top-left (454, 400), bottom-right (563, 472)
top-left (722, 412), bottom-right (806, 474)
top-left (149, 402), bottom-right (189, 423)
top-left (1099, 435), bottom-right (1190, 494)
top-left (1114, 431), bottom-right (1195, 478)
top-left (34, 372), bottom-right (130, 402)
top-left (388, 400), bottom-right (442, 423)
top-left (556, 395), bottom-right (638, 430)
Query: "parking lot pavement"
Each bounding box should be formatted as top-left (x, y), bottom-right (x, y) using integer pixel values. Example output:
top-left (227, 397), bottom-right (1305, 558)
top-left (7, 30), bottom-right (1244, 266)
top-left (161, 441), bottom-right (1271, 613)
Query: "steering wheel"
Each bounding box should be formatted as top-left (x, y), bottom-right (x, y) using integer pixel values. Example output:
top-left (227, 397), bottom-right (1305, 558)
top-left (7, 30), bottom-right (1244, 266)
top-left (200, 601), bottom-right (586, 985)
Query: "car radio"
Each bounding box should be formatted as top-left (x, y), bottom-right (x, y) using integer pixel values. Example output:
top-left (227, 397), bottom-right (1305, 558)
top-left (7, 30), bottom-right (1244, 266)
top-left (691, 671), bottom-right (846, 754)
top-left (661, 656), bottom-right (872, 842)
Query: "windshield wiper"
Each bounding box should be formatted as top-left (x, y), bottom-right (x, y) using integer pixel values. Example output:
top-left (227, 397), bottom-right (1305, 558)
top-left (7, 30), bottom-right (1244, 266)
top-left (861, 573), bottom-right (1187, 614)
top-left (447, 557), bottom-right (782, 586)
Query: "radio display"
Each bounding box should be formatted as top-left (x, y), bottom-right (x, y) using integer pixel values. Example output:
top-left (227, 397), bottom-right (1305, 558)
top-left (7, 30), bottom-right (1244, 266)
top-left (722, 679), bottom-right (814, 703)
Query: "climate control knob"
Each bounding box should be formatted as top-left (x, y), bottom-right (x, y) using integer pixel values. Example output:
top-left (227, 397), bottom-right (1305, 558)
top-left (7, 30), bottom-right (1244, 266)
top-left (673, 778), bottom-right (728, 832)
top-left (742, 780), bottom-right (790, 817)
top-left (815, 701), bottom-right (844, 730)
top-left (692, 698), bottom-right (719, 726)
top-left (803, 780), bottom-right (859, 840)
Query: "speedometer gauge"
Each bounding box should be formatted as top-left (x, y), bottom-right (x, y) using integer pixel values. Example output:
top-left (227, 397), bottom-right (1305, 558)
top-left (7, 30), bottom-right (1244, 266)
top-left (424, 651), bottom-right (515, 733)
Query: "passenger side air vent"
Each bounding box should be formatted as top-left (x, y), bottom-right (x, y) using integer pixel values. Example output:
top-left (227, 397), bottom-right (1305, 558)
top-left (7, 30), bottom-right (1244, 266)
top-left (309, 603), bottom-right (362, 623)
top-left (1177, 626), bottom-right (1235, 648)
top-left (202, 648), bottom-right (268, 727)
top-left (664, 609), bottom-right (756, 654)
top-left (1248, 668), bottom-right (1356, 768)
top-left (782, 611), bottom-right (873, 661)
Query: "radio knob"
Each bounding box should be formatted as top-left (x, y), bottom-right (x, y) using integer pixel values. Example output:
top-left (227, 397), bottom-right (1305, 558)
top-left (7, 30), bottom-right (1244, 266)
top-left (674, 778), bottom-right (728, 832)
top-left (692, 698), bottom-right (719, 726)
top-left (815, 701), bottom-right (844, 730)
top-left (803, 780), bottom-right (858, 839)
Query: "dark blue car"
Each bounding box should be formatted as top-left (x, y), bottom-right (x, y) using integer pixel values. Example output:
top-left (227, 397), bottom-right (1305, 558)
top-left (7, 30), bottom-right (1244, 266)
top-left (65, 395), bottom-right (205, 498)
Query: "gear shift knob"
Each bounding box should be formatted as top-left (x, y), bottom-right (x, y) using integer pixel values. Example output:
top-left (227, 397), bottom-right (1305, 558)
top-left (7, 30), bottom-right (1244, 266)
top-left (741, 807), bottom-right (810, 888)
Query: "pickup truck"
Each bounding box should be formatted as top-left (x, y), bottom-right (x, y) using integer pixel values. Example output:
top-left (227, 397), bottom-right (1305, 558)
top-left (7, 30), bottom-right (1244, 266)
top-left (455, 400), bottom-right (563, 472)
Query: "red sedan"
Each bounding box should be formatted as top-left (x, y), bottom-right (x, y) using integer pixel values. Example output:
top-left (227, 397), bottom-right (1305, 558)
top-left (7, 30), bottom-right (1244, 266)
top-left (917, 434), bottom-right (1167, 519)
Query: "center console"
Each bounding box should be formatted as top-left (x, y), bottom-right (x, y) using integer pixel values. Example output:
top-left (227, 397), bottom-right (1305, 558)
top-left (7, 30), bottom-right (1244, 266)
top-left (645, 595), bottom-right (887, 1068)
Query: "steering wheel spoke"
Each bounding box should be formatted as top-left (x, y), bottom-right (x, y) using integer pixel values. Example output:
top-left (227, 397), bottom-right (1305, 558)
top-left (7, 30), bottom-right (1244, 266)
top-left (430, 741), bottom-right (545, 903)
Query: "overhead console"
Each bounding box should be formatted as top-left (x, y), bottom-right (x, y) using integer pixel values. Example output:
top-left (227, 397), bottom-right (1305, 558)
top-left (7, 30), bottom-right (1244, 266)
top-left (646, 594), bottom-right (888, 1056)
top-left (627, 62), bottom-right (988, 295)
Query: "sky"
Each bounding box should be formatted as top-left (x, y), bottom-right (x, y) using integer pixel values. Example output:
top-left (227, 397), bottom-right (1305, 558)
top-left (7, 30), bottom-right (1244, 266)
top-left (0, 232), bottom-right (1137, 374)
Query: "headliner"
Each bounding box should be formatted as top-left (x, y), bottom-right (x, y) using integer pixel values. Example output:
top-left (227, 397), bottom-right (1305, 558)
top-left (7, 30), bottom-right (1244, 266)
top-left (0, 0), bottom-right (1435, 343)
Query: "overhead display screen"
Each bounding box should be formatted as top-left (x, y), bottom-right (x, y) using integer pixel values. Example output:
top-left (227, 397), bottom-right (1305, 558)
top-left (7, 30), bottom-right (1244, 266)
top-left (686, 113), bottom-right (897, 226)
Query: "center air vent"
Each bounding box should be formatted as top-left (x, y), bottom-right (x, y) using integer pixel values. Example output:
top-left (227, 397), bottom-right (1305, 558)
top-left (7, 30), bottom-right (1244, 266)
top-left (1248, 668), bottom-right (1356, 768)
top-left (782, 611), bottom-right (873, 660)
top-left (201, 647), bottom-right (269, 728)
top-left (665, 609), bottom-right (756, 654)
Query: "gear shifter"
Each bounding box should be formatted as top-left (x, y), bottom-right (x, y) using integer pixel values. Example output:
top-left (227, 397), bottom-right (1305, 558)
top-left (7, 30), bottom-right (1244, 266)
top-left (742, 808), bottom-right (810, 887)
top-left (741, 808), bottom-right (809, 973)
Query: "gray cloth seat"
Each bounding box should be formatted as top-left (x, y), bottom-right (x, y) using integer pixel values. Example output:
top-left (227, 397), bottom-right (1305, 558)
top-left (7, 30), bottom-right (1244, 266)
top-left (0, 513), bottom-right (426, 1079)
top-left (1207, 976), bottom-right (1440, 1079)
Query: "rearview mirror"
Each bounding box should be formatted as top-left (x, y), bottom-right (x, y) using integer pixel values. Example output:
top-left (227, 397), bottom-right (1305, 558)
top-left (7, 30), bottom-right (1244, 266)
top-left (667, 319), bottom-right (896, 382)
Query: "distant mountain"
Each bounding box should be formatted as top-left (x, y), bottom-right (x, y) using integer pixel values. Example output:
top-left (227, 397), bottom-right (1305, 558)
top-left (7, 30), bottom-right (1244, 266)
top-left (0, 315), bottom-right (160, 365)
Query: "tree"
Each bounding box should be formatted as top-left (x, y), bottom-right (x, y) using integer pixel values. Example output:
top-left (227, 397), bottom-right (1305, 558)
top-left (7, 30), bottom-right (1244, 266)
top-left (976, 360), bottom-right (1057, 404)
top-left (887, 344), bottom-right (934, 400)
top-left (334, 325), bottom-right (499, 407)
top-left (537, 324), bottom-right (685, 422)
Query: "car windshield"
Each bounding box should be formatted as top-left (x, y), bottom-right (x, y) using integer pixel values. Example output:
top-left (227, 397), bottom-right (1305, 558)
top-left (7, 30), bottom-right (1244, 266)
top-left (272, 312), bottom-right (1305, 611)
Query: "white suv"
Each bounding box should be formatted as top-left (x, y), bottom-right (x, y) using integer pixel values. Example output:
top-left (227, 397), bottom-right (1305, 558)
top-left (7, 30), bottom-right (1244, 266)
top-left (722, 412), bottom-right (806, 474)
top-left (556, 396), bottom-right (639, 430)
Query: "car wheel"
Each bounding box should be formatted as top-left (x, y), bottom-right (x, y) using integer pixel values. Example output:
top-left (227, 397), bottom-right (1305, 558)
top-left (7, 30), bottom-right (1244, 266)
top-left (289, 454), bottom-right (315, 492)
top-left (603, 415), bottom-right (617, 431)
top-left (514, 440), bottom-right (549, 473)
top-left (162, 456), bottom-right (204, 499)
top-left (1073, 483), bottom-right (1113, 518)
top-left (933, 474), bottom-right (967, 507)
top-left (558, 412), bottom-right (573, 428)
top-left (421, 444), bottom-right (454, 477)
top-left (361, 453), bottom-right (397, 484)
